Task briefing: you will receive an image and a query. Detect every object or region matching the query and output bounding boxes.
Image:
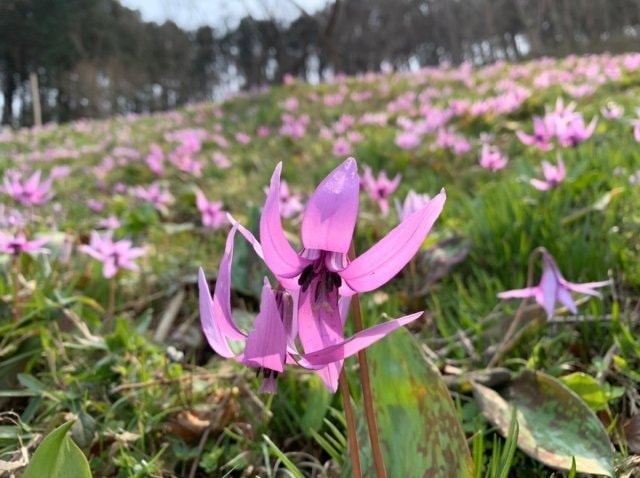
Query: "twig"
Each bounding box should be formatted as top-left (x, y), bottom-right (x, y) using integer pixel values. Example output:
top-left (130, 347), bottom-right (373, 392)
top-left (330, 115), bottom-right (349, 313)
top-left (339, 369), bottom-right (361, 478)
top-left (348, 242), bottom-right (387, 478)
top-left (188, 426), bottom-right (211, 478)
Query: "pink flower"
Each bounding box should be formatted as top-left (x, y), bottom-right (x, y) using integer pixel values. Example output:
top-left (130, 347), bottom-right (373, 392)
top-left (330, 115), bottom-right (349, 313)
top-left (283, 97), bottom-right (299, 111)
top-left (79, 231), bottom-right (146, 279)
top-left (395, 130), bottom-right (421, 150)
top-left (361, 165), bottom-right (401, 216)
top-left (257, 126), bottom-right (270, 138)
top-left (516, 116), bottom-right (554, 151)
top-left (195, 189), bottom-right (227, 229)
top-left (479, 144), bottom-right (508, 171)
top-left (275, 180), bottom-right (304, 220)
top-left (0, 232), bottom-right (49, 256)
top-left (199, 158), bottom-right (445, 392)
top-left (87, 199), bottom-right (105, 212)
top-left (555, 113), bottom-right (597, 148)
top-left (394, 190), bottom-right (431, 222)
top-left (146, 144), bottom-right (165, 176)
top-left (235, 132), bottom-right (251, 145)
top-left (212, 152), bottom-right (231, 169)
top-left (2, 170), bottom-right (54, 206)
top-left (530, 157), bottom-right (566, 190)
top-left (132, 182), bottom-right (174, 214)
top-left (498, 249), bottom-right (608, 318)
top-left (332, 137), bottom-right (352, 157)
top-left (97, 216), bottom-right (121, 230)
top-left (601, 103), bottom-right (624, 120)
top-left (632, 110), bottom-right (640, 143)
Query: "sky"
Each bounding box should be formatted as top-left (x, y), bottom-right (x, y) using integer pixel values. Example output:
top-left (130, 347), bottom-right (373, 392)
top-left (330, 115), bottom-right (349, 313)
top-left (120, 0), bottom-right (330, 30)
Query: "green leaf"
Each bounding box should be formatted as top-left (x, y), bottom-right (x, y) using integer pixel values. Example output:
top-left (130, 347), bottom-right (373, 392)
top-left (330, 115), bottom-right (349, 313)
top-left (262, 434), bottom-right (304, 478)
top-left (24, 421), bottom-right (92, 478)
top-left (473, 369), bottom-right (614, 476)
top-left (348, 328), bottom-right (474, 477)
top-left (559, 372), bottom-right (608, 411)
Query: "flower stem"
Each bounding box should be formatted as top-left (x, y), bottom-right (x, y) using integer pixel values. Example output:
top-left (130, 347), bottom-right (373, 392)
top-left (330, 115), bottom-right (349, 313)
top-left (12, 255), bottom-right (21, 321)
top-left (488, 247), bottom-right (544, 367)
top-left (339, 369), bottom-right (362, 478)
top-left (348, 242), bottom-right (387, 478)
top-left (107, 277), bottom-right (116, 331)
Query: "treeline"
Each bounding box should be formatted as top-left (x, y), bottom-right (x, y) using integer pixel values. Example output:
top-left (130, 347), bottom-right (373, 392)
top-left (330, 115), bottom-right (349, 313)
top-left (2, 0), bottom-right (640, 126)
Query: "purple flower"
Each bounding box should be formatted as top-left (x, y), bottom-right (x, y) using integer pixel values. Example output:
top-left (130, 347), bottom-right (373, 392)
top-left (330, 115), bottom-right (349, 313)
top-left (361, 165), bottom-right (401, 217)
top-left (395, 130), bottom-right (421, 150)
top-left (516, 116), bottom-right (554, 151)
top-left (479, 144), bottom-right (508, 171)
top-left (555, 113), bottom-right (597, 148)
top-left (195, 189), bottom-right (227, 229)
top-left (2, 170), bottom-right (54, 206)
top-left (498, 249), bottom-right (608, 318)
top-left (601, 103), bottom-right (624, 120)
top-left (0, 232), bottom-right (49, 256)
top-left (255, 159), bottom-right (442, 387)
top-left (132, 182), bottom-right (173, 214)
top-left (394, 190), bottom-right (431, 222)
top-left (200, 158), bottom-right (445, 392)
top-left (79, 231), bottom-right (146, 279)
top-left (332, 137), bottom-right (352, 157)
top-left (530, 157), bottom-right (566, 190)
top-left (265, 180), bottom-right (304, 220)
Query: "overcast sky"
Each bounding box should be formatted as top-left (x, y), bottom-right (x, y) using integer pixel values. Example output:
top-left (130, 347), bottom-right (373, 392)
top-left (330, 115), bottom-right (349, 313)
top-left (120, 0), bottom-right (330, 30)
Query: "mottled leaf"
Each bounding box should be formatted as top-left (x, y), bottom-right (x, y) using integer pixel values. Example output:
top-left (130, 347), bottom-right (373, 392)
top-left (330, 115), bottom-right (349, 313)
top-left (473, 369), bottom-right (614, 476)
top-left (346, 328), bottom-right (474, 478)
top-left (24, 421), bottom-right (92, 478)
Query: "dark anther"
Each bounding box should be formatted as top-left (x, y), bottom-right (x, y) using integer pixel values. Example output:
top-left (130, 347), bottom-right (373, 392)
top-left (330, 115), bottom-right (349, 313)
top-left (298, 264), bottom-right (314, 292)
top-left (331, 272), bottom-right (342, 289)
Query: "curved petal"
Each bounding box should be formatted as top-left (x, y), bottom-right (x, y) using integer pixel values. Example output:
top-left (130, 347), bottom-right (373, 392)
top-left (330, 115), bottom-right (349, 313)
top-left (231, 212), bottom-right (301, 291)
top-left (198, 267), bottom-right (242, 358)
top-left (298, 312), bottom-right (423, 366)
top-left (497, 287), bottom-right (539, 299)
top-left (200, 226), bottom-right (246, 345)
top-left (539, 266), bottom-right (558, 318)
top-left (242, 281), bottom-right (287, 373)
top-left (260, 163), bottom-right (307, 278)
top-left (557, 286), bottom-right (577, 314)
top-left (341, 190), bottom-right (446, 293)
top-left (301, 157), bottom-right (360, 253)
top-left (564, 280), bottom-right (609, 296)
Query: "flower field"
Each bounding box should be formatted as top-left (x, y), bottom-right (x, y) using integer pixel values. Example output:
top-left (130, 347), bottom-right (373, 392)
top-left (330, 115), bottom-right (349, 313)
top-left (2, 53), bottom-right (640, 477)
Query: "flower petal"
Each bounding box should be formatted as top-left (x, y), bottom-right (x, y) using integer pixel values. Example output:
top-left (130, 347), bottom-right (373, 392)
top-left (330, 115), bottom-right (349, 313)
top-left (242, 281), bottom-right (287, 373)
top-left (198, 267), bottom-right (242, 358)
top-left (557, 286), bottom-right (577, 314)
top-left (564, 280), bottom-right (610, 296)
top-left (199, 227), bottom-right (246, 347)
top-left (231, 213), bottom-right (301, 291)
top-left (299, 312), bottom-right (422, 366)
top-left (260, 163), bottom-right (307, 278)
top-left (539, 265), bottom-right (558, 318)
top-left (341, 190), bottom-right (446, 293)
top-left (497, 287), bottom-right (539, 299)
top-left (301, 157), bottom-right (360, 253)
